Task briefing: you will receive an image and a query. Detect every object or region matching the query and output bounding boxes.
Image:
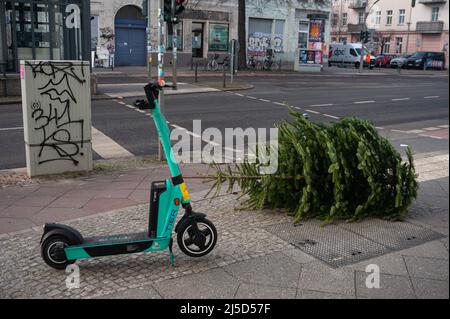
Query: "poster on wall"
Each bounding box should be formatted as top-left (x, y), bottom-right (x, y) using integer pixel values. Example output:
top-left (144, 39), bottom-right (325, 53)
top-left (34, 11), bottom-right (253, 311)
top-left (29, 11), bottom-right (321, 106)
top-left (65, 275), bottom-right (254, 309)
top-left (209, 24), bottom-right (229, 51)
top-left (299, 49), bottom-right (323, 65)
top-left (308, 19), bottom-right (324, 50)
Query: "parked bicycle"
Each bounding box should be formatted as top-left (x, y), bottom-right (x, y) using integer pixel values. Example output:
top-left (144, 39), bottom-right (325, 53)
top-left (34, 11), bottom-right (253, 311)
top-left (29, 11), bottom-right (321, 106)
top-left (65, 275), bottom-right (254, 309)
top-left (207, 54), bottom-right (230, 71)
top-left (247, 55), bottom-right (262, 70)
top-left (262, 49), bottom-right (279, 71)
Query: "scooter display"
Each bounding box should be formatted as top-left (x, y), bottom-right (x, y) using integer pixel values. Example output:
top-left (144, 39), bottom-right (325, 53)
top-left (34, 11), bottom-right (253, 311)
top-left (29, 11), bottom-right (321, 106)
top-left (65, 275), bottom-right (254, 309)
top-left (40, 82), bottom-right (217, 270)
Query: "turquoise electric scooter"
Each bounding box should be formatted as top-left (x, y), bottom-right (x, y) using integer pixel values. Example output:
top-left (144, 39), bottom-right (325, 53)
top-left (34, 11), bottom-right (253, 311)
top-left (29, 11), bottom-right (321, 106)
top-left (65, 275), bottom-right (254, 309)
top-left (40, 82), bottom-right (217, 270)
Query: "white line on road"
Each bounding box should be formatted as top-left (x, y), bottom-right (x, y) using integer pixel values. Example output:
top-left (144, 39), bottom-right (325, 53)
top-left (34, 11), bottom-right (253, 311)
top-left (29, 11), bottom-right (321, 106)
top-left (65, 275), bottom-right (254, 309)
top-left (306, 109), bottom-right (320, 114)
top-left (117, 101), bottom-right (126, 105)
top-left (247, 96), bottom-right (257, 100)
top-left (323, 114), bottom-right (340, 120)
top-left (406, 129), bottom-right (426, 134)
top-left (309, 103), bottom-right (334, 107)
top-left (235, 93), bottom-right (244, 97)
top-left (354, 100), bottom-right (376, 104)
top-left (0, 127), bottom-right (23, 132)
top-left (375, 127), bottom-right (385, 130)
top-left (274, 102), bottom-right (286, 106)
top-left (259, 99), bottom-right (271, 103)
top-left (424, 96), bottom-right (440, 99)
top-left (392, 98), bottom-right (410, 101)
top-left (423, 127), bottom-right (441, 131)
top-left (91, 127), bottom-right (133, 159)
top-left (126, 104), bottom-right (135, 109)
top-left (438, 125), bottom-right (449, 128)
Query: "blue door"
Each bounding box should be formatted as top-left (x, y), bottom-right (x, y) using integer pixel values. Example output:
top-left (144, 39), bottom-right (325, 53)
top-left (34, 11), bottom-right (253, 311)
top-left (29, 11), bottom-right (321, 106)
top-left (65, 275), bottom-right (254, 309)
top-left (115, 19), bottom-right (146, 66)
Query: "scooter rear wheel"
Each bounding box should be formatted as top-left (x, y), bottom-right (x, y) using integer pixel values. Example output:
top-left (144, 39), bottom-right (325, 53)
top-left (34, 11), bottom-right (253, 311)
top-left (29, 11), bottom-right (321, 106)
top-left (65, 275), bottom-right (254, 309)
top-left (177, 218), bottom-right (217, 257)
top-left (41, 235), bottom-right (76, 270)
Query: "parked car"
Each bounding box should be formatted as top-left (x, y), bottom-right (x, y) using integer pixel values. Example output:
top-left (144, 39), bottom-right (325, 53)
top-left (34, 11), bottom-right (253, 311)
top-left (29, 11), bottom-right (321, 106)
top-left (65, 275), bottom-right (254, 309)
top-left (389, 54), bottom-right (411, 69)
top-left (329, 43), bottom-right (375, 69)
top-left (406, 51), bottom-right (446, 70)
top-left (375, 54), bottom-right (397, 67)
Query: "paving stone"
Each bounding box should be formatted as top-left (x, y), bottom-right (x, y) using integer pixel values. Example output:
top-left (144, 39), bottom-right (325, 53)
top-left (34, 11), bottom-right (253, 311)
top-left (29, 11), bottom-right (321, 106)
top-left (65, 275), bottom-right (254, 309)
top-left (234, 283), bottom-right (296, 299)
top-left (296, 289), bottom-right (355, 299)
top-left (94, 189), bottom-right (134, 199)
top-left (355, 271), bottom-right (416, 299)
top-left (83, 198), bottom-right (137, 214)
top-left (298, 261), bottom-right (355, 296)
top-left (281, 245), bottom-right (316, 265)
top-left (31, 208), bottom-right (90, 225)
top-left (94, 285), bottom-right (162, 299)
top-left (128, 189), bottom-right (150, 203)
top-left (153, 268), bottom-right (239, 299)
top-left (14, 196), bottom-right (57, 208)
top-left (344, 252), bottom-right (409, 276)
top-left (410, 277), bottom-right (449, 299)
top-left (0, 217), bottom-right (35, 234)
top-left (48, 196), bottom-right (93, 209)
top-left (223, 252), bottom-right (301, 289)
top-left (399, 240), bottom-right (449, 260)
top-left (0, 206), bottom-right (42, 219)
top-left (403, 256), bottom-right (449, 281)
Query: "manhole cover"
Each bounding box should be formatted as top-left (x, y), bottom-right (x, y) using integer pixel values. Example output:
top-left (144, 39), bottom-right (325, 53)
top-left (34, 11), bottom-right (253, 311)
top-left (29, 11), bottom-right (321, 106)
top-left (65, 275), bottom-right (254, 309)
top-left (264, 219), bottom-right (446, 268)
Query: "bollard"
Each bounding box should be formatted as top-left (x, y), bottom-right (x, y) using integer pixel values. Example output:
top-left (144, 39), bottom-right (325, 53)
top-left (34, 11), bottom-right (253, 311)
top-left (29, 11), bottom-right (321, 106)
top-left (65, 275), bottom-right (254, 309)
top-left (223, 66), bottom-right (226, 88)
top-left (195, 62), bottom-right (198, 83)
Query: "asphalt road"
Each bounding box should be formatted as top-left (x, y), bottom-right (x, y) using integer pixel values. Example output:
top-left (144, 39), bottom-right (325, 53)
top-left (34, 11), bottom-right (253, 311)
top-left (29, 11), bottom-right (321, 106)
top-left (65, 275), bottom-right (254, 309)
top-left (1, 72), bottom-right (448, 170)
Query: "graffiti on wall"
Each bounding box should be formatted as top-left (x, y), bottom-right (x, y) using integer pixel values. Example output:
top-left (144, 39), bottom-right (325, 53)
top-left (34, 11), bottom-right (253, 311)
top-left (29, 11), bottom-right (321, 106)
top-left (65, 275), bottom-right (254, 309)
top-left (248, 32), bottom-right (284, 57)
top-left (25, 61), bottom-right (87, 166)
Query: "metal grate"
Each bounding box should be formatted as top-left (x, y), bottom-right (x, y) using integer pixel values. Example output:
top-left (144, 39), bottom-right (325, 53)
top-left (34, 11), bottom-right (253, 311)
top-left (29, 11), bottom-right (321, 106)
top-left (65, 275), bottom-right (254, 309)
top-left (264, 219), bottom-right (446, 268)
top-left (340, 219), bottom-right (445, 251)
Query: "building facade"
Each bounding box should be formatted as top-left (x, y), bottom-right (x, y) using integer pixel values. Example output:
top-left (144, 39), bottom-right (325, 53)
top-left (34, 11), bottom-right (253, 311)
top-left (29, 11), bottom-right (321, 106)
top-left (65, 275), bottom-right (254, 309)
top-left (0, 0), bottom-right (91, 73)
top-left (91, 0), bottom-right (332, 68)
top-left (331, 0), bottom-right (449, 67)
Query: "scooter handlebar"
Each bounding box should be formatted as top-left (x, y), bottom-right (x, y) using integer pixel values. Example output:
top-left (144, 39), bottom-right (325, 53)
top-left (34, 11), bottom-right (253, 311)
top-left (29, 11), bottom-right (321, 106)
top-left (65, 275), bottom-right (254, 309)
top-left (144, 82), bottom-right (163, 105)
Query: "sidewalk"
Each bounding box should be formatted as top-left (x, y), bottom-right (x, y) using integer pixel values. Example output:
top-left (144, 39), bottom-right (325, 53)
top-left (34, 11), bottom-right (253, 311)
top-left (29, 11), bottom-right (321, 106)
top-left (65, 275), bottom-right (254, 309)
top-left (0, 154), bottom-right (448, 299)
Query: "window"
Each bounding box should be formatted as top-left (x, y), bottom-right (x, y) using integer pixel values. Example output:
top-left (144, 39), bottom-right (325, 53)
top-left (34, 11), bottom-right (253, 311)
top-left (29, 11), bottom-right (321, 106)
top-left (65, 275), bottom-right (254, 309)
top-left (332, 13), bottom-right (338, 27)
top-left (298, 21), bottom-right (309, 48)
top-left (341, 13), bottom-right (347, 26)
top-left (386, 10), bottom-right (393, 25)
top-left (331, 37), bottom-right (337, 43)
top-left (399, 9), bottom-right (405, 25)
top-left (339, 37), bottom-right (347, 43)
top-left (358, 12), bottom-right (365, 25)
top-left (375, 11), bottom-right (381, 25)
top-left (431, 7), bottom-right (439, 22)
top-left (396, 37), bottom-right (403, 53)
top-left (350, 48), bottom-right (358, 57)
top-left (383, 37), bottom-right (391, 53)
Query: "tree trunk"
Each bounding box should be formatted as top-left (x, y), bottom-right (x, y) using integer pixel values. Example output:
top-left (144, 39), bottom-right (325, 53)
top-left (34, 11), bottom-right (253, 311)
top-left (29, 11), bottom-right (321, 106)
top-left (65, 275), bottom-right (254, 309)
top-left (238, 0), bottom-right (247, 70)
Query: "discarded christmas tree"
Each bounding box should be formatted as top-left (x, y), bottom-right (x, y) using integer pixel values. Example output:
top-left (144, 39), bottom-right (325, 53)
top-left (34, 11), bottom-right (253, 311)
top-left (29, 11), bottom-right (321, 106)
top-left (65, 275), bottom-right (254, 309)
top-left (204, 110), bottom-right (419, 222)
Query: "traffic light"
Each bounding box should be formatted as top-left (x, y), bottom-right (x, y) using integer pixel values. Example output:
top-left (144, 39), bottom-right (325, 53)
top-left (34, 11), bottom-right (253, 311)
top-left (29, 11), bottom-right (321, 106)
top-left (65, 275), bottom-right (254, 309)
top-left (360, 31), bottom-right (370, 44)
top-left (411, 0), bottom-right (416, 8)
top-left (164, 0), bottom-right (185, 24)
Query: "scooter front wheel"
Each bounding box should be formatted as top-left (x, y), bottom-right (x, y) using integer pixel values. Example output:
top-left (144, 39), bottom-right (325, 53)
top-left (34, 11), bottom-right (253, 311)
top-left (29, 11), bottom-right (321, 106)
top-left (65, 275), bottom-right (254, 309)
top-left (41, 235), bottom-right (76, 270)
top-left (177, 218), bottom-right (217, 257)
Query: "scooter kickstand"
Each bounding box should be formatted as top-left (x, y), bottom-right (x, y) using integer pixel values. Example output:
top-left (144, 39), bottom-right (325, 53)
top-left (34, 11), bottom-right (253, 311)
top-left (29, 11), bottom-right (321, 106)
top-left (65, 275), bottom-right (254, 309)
top-left (169, 238), bottom-right (175, 267)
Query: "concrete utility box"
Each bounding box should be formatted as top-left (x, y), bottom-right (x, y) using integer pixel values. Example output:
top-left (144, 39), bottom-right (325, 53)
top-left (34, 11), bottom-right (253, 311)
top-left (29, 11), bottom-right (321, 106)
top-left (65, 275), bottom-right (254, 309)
top-left (294, 49), bottom-right (323, 73)
top-left (20, 60), bottom-right (93, 177)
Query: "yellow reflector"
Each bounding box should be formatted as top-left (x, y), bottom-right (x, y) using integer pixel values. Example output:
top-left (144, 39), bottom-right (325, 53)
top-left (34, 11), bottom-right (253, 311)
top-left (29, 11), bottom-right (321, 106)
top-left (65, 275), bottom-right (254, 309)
top-left (180, 183), bottom-right (190, 201)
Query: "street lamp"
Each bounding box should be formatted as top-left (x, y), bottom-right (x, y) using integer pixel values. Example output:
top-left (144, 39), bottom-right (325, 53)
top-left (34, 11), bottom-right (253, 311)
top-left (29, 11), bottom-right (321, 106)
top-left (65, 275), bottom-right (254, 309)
top-left (359, 0), bottom-right (381, 73)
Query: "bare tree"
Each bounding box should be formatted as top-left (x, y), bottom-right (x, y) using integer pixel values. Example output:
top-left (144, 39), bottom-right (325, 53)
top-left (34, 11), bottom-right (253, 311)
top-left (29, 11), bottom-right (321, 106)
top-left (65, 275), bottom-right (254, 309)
top-left (238, 0), bottom-right (247, 69)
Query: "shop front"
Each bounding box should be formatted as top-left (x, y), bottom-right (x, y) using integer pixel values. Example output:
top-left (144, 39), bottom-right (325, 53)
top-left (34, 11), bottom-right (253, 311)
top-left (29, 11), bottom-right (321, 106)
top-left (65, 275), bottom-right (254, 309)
top-left (0, 0), bottom-right (91, 73)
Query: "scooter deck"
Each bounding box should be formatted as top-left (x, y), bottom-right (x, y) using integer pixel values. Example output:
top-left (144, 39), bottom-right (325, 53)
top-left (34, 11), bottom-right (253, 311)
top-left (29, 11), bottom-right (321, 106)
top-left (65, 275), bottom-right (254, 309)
top-left (65, 231), bottom-right (170, 260)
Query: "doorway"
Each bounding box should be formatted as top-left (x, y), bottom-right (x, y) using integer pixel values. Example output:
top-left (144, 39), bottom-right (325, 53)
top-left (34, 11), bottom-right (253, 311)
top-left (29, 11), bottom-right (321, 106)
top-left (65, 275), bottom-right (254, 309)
top-left (192, 22), bottom-right (204, 58)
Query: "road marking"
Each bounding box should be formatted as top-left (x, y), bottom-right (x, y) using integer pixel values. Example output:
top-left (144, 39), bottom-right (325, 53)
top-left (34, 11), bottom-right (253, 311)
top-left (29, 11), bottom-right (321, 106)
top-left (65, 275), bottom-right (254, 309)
top-left (294, 106), bottom-right (302, 110)
top-left (274, 102), bottom-right (286, 106)
top-left (306, 109), bottom-right (320, 114)
top-left (91, 127), bottom-right (133, 159)
top-left (375, 127), bottom-right (385, 130)
top-left (323, 114), bottom-right (340, 120)
top-left (259, 99), bottom-right (271, 103)
top-left (247, 96), bottom-right (257, 100)
top-left (406, 129), bottom-right (426, 134)
top-left (424, 96), bottom-right (439, 99)
top-left (438, 125), bottom-right (449, 128)
top-left (423, 127), bottom-right (440, 131)
top-left (309, 103), bottom-right (334, 107)
top-left (235, 93), bottom-right (244, 97)
top-left (354, 100), bottom-right (375, 104)
top-left (136, 109), bottom-right (146, 114)
top-left (420, 135), bottom-right (443, 140)
top-left (391, 129), bottom-right (407, 133)
top-left (126, 104), bottom-right (135, 109)
top-left (392, 98), bottom-right (410, 101)
top-left (117, 101), bottom-right (126, 105)
top-left (0, 127), bottom-right (23, 132)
